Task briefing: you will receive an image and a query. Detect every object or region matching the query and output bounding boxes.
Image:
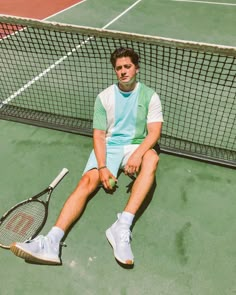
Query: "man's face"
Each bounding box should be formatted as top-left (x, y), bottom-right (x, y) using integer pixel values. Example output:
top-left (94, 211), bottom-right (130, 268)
top-left (114, 57), bottom-right (139, 89)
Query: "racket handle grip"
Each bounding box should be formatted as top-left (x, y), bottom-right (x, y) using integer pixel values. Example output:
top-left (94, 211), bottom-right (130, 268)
top-left (49, 168), bottom-right (69, 189)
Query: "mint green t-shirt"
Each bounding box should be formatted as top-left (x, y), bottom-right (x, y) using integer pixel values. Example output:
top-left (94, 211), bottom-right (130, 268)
top-left (93, 82), bottom-right (163, 146)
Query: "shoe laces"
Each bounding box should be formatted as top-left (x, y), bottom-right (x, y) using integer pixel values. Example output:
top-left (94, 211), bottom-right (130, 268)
top-left (29, 235), bottom-right (49, 249)
top-left (26, 235), bottom-right (66, 248)
top-left (119, 228), bottom-right (132, 244)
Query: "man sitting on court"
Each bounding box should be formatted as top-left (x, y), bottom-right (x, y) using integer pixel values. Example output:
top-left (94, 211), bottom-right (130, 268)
top-left (10, 47), bottom-right (164, 266)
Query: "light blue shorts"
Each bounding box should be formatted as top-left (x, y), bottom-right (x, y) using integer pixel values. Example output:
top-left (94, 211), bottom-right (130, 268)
top-left (83, 144), bottom-right (140, 177)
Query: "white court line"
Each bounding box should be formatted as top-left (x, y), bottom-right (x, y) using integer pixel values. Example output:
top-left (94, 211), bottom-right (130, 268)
top-left (0, 0), bottom-right (143, 108)
top-left (102, 0), bottom-right (143, 29)
top-left (43, 0), bottom-right (87, 20)
top-left (0, 1), bottom-right (87, 41)
top-left (172, 0), bottom-right (236, 6)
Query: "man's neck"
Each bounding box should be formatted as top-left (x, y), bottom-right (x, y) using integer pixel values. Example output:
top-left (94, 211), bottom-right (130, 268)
top-left (118, 81), bottom-right (137, 92)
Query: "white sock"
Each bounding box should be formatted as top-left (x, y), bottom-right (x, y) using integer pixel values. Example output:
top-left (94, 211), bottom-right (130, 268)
top-left (47, 226), bottom-right (65, 244)
top-left (119, 211), bottom-right (135, 227)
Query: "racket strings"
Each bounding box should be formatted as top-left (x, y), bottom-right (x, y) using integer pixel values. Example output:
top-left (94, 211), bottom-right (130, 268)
top-left (0, 200), bottom-right (46, 247)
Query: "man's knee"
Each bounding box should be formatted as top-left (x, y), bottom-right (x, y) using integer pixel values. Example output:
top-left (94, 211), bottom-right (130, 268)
top-left (79, 169), bottom-right (100, 192)
top-left (142, 150), bottom-right (159, 172)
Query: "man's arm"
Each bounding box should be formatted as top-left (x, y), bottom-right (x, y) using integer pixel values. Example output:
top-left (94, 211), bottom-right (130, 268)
top-left (93, 128), bottom-right (106, 169)
top-left (93, 129), bottom-right (116, 189)
top-left (124, 121), bottom-right (162, 174)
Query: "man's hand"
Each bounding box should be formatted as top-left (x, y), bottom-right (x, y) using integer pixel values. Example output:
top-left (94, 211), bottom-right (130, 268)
top-left (99, 167), bottom-right (117, 190)
top-left (124, 154), bottom-right (142, 175)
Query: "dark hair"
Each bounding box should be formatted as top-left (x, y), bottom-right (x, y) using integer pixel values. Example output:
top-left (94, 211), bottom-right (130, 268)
top-left (110, 47), bottom-right (140, 69)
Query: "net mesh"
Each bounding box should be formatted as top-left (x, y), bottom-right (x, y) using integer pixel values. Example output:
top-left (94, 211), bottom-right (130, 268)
top-left (0, 15), bottom-right (235, 167)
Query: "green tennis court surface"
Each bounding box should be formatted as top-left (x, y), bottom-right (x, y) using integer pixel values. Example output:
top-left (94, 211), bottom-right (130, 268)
top-left (0, 120), bottom-right (235, 295)
top-left (0, 1), bottom-right (235, 294)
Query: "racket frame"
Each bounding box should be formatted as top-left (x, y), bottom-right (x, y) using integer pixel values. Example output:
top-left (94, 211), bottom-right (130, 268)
top-left (0, 168), bottom-right (68, 249)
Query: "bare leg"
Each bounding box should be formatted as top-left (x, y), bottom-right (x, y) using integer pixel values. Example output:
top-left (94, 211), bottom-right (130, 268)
top-left (124, 149), bottom-right (159, 214)
top-left (55, 169), bottom-right (100, 232)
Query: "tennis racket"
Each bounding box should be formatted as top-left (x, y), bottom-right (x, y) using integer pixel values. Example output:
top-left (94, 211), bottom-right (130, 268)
top-left (0, 168), bottom-right (69, 249)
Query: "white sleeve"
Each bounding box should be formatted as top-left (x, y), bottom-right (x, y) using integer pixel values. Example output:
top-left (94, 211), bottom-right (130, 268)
top-left (147, 93), bottom-right (164, 123)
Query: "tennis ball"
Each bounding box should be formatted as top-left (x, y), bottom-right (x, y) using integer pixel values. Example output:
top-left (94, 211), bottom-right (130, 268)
top-left (109, 178), bottom-right (116, 188)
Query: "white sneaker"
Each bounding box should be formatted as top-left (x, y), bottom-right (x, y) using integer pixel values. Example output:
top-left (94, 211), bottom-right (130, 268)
top-left (10, 235), bottom-right (61, 265)
top-left (106, 215), bottom-right (134, 265)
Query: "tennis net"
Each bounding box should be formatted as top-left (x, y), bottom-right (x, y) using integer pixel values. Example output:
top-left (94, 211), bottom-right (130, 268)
top-left (0, 15), bottom-right (235, 167)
